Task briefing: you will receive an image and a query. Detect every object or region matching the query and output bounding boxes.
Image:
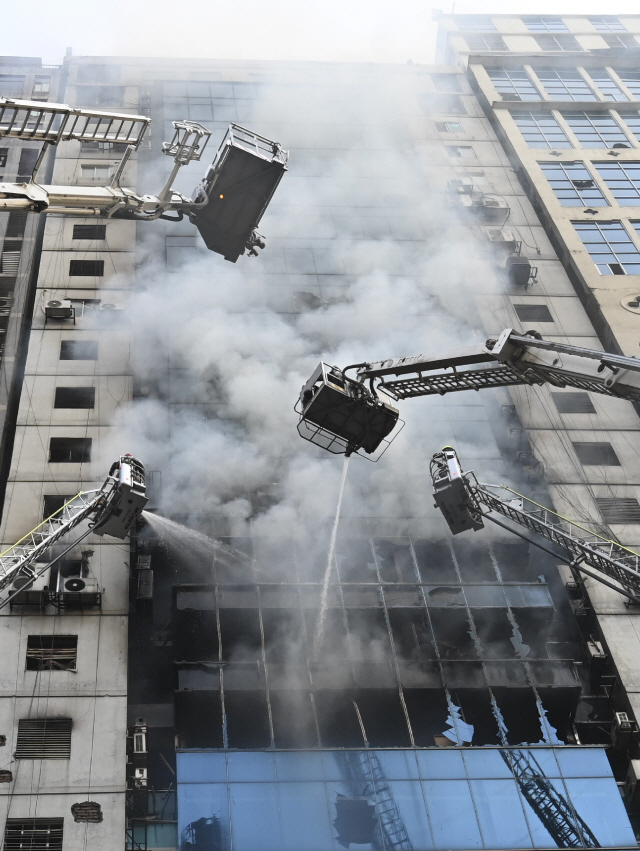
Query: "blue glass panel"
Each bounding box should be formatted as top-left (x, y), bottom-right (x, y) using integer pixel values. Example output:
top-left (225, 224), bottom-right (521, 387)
top-left (228, 751), bottom-right (276, 782)
top-left (470, 779), bottom-right (533, 848)
top-left (177, 783), bottom-right (229, 846)
top-left (278, 782), bottom-right (334, 851)
top-left (563, 777), bottom-right (637, 848)
top-left (416, 749), bottom-right (466, 779)
top-left (375, 750), bottom-right (420, 780)
top-left (322, 750), bottom-right (369, 781)
top-left (422, 779), bottom-right (483, 848)
top-left (177, 751), bottom-right (227, 783)
top-left (517, 748), bottom-right (562, 777)
top-left (229, 782), bottom-right (281, 851)
top-left (381, 780), bottom-right (433, 848)
top-left (555, 746), bottom-right (611, 777)
top-left (463, 749), bottom-right (513, 778)
top-left (274, 751), bottom-right (324, 781)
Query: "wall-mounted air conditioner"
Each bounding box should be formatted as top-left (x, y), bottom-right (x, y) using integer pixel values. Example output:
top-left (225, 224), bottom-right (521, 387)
top-left (9, 570), bottom-right (50, 608)
top-left (99, 302), bottom-right (125, 312)
top-left (447, 178), bottom-right (474, 195)
top-left (611, 710), bottom-right (638, 750)
top-left (55, 573), bottom-right (102, 608)
top-left (44, 299), bottom-right (74, 322)
top-left (133, 767), bottom-right (148, 788)
top-left (485, 227), bottom-right (519, 253)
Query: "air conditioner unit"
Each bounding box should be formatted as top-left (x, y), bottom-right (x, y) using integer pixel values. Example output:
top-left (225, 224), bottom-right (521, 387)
top-left (447, 178), bottom-right (474, 195)
top-left (99, 302), bottom-right (125, 312)
top-left (133, 767), bottom-right (148, 788)
top-left (611, 710), bottom-right (638, 750)
top-left (9, 569), bottom-right (50, 608)
top-left (55, 573), bottom-right (102, 608)
top-left (45, 299), bottom-right (74, 320)
top-left (626, 759), bottom-right (640, 808)
top-left (485, 227), bottom-right (519, 252)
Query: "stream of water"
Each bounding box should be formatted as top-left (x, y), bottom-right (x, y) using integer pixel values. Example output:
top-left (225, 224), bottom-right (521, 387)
top-left (142, 512), bottom-right (251, 565)
top-left (313, 454), bottom-right (350, 657)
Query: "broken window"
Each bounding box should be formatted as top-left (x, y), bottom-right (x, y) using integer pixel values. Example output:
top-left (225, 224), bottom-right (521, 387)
top-left (488, 68), bottom-right (540, 101)
top-left (54, 387), bottom-right (95, 409)
top-left (59, 340), bottom-right (98, 360)
top-left (43, 494), bottom-right (76, 519)
top-left (3, 819), bottom-right (63, 851)
top-left (48, 437), bottom-right (92, 463)
top-left (539, 161), bottom-right (606, 206)
top-left (573, 441), bottom-right (621, 466)
top-left (26, 636), bottom-right (78, 671)
top-left (15, 718), bottom-right (72, 759)
top-left (69, 259), bottom-right (104, 276)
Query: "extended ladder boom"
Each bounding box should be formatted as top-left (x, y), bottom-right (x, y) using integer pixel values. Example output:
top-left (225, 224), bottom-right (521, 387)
top-left (430, 447), bottom-right (640, 604)
top-left (0, 455), bottom-right (147, 596)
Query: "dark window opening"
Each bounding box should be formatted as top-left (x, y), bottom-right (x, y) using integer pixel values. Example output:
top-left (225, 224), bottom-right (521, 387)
top-left (573, 441), bottom-right (621, 466)
top-left (43, 494), bottom-right (76, 520)
top-left (6, 211), bottom-right (28, 238)
top-left (596, 497), bottom-right (640, 523)
top-left (413, 539), bottom-right (457, 583)
top-left (374, 538), bottom-right (416, 582)
top-left (4, 819), bottom-right (63, 851)
top-left (270, 690), bottom-right (318, 747)
top-left (26, 636), bottom-right (78, 671)
top-left (430, 608), bottom-right (479, 659)
top-left (54, 387), bottom-right (95, 409)
top-left (175, 691), bottom-right (223, 748)
top-left (15, 718), bottom-right (72, 759)
top-left (173, 609), bottom-right (219, 662)
top-left (219, 608), bottom-right (262, 660)
top-left (471, 609), bottom-right (518, 659)
top-left (224, 690), bottom-right (271, 748)
top-left (452, 538), bottom-right (498, 581)
top-left (72, 224), bottom-right (106, 240)
top-left (59, 340), bottom-right (98, 360)
top-left (513, 303), bottom-right (554, 322)
top-left (69, 260), bottom-right (104, 277)
top-left (17, 148), bottom-right (38, 179)
top-left (552, 392), bottom-right (597, 414)
top-left (49, 437), bottom-right (92, 463)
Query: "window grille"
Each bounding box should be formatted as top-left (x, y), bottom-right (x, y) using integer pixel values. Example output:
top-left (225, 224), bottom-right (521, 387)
top-left (588, 70), bottom-right (627, 102)
top-left (0, 246), bottom-right (21, 274)
top-left (562, 112), bottom-right (630, 147)
top-left (594, 162), bottom-right (640, 204)
top-left (551, 392), bottom-right (597, 414)
top-left (60, 340), bottom-right (98, 360)
top-left (573, 221), bottom-right (640, 274)
top-left (72, 224), bottom-right (106, 240)
top-left (511, 111), bottom-right (571, 148)
top-left (573, 441), bottom-right (621, 465)
top-left (48, 437), bottom-right (92, 463)
top-left (43, 494), bottom-right (76, 519)
top-left (3, 819), bottom-right (63, 851)
top-left (589, 16), bottom-right (626, 32)
top-left (539, 162), bottom-right (606, 206)
top-left (535, 35), bottom-right (582, 52)
top-left (69, 260), bottom-right (104, 276)
top-left (513, 303), bottom-right (553, 322)
top-left (465, 34), bottom-right (507, 51)
top-left (602, 34), bottom-right (639, 50)
top-left (535, 68), bottom-right (597, 101)
top-left (456, 15), bottom-right (496, 31)
top-left (488, 68), bottom-right (540, 101)
top-left (54, 387), bottom-right (95, 409)
top-left (26, 636), bottom-right (78, 671)
top-left (596, 497), bottom-right (640, 523)
top-left (15, 719), bottom-right (72, 759)
top-left (523, 16), bottom-right (569, 32)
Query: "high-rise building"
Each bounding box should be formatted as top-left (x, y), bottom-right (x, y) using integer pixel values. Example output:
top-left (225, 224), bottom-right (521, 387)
top-left (1, 17), bottom-right (640, 849)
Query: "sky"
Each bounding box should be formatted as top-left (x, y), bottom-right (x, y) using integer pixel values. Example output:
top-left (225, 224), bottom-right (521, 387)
top-left (5, 0), bottom-right (640, 67)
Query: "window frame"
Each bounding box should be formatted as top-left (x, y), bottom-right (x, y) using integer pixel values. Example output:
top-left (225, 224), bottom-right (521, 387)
top-left (534, 68), bottom-right (598, 102)
top-left (562, 111), bottom-right (632, 148)
top-left (538, 161), bottom-right (608, 206)
top-left (594, 162), bottom-right (640, 205)
top-left (573, 220), bottom-right (640, 274)
top-left (488, 68), bottom-right (541, 101)
top-left (589, 16), bottom-right (626, 32)
top-left (523, 16), bottom-right (569, 32)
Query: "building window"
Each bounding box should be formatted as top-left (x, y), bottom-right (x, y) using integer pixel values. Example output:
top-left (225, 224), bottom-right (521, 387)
top-left (588, 70), bottom-right (627, 101)
top-left (596, 497), bottom-right (640, 523)
top-left (80, 164), bottom-right (111, 180)
top-left (6, 211), bottom-right (27, 238)
top-left (457, 15), bottom-right (496, 31)
top-left (573, 221), bottom-right (640, 274)
top-left (0, 75), bottom-right (25, 97)
top-left (446, 145), bottom-right (474, 158)
top-left (594, 162), bottom-right (640, 204)
top-left (465, 34), bottom-right (507, 51)
top-left (551, 392), bottom-right (597, 414)
top-left (488, 68), bottom-right (540, 101)
top-left (15, 719), bottom-right (72, 759)
top-left (74, 85), bottom-right (125, 107)
top-left (32, 76), bottom-right (51, 96)
top-left (562, 111), bottom-right (630, 147)
top-left (0, 148), bottom-right (7, 169)
top-left (69, 260), bottom-right (104, 276)
top-left (616, 72), bottom-right (640, 99)
top-left (72, 224), bottom-right (106, 240)
top-left (3, 819), bottom-right (63, 851)
top-left (511, 112), bottom-right (572, 148)
top-left (538, 162), bottom-right (607, 206)
top-left (54, 387), bottom-right (95, 409)
top-left (513, 304), bottom-right (554, 322)
top-left (18, 148), bottom-right (38, 179)
top-left (535, 68), bottom-right (597, 101)
top-left (432, 74), bottom-right (463, 92)
top-left (534, 35), bottom-right (582, 52)
top-left (60, 340), bottom-right (98, 360)
top-left (43, 494), bottom-right (76, 519)
top-left (436, 122), bottom-right (463, 132)
top-left (589, 16), bottom-right (626, 32)
top-left (49, 437), bottom-right (92, 463)
top-left (26, 636), bottom-right (78, 671)
top-left (523, 16), bottom-right (568, 32)
top-left (573, 441), bottom-right (621, 465)
top-left (602, 34), bottom-right (639, 49)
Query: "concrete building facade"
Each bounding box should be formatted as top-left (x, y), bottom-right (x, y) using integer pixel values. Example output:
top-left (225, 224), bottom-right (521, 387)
top-left (1, 19), bottom-right (640, 849)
